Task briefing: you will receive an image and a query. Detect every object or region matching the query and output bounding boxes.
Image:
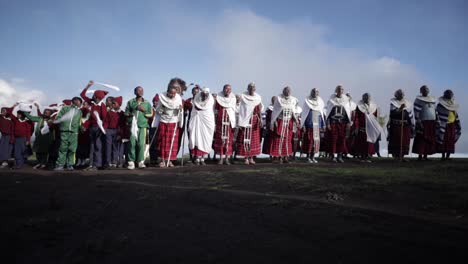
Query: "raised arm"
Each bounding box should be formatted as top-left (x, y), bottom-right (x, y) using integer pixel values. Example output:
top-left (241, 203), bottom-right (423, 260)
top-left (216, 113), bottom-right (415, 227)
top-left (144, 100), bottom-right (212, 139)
top-left (23, 111), bottom-right (42, 123)
top-left (80, 80), bottom-right (94, 104)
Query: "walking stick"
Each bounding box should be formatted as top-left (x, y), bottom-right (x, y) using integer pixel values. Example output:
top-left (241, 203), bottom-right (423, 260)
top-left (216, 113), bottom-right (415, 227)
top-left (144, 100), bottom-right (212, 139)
top-left (399, 108), bottom-right (405, 162)
top-left (166, 123), bottom-right (178, 167)
top-left (180, 125), bottom-right (186, 167)
top-left (144, 125), bottom-right (158, 160)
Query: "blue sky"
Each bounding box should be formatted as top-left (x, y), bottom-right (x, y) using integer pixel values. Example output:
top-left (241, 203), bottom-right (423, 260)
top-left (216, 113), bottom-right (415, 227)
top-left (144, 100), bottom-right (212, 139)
top-left (1, 0), bottom-right (467, 150)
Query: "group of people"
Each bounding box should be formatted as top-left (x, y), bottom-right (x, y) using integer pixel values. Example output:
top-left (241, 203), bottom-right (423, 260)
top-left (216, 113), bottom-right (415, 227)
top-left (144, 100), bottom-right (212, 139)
top-left (0, 78), bottom-right (462, 170)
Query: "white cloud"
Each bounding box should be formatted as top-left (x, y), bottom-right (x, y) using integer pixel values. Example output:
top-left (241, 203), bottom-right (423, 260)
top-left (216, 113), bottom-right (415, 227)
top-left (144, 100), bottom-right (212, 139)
top-left (161, 8), bottom-right (467, 153)
top-left (194, 10), bottom-right (425, 108)
top-left (0, 78), bottom-right (47, 107)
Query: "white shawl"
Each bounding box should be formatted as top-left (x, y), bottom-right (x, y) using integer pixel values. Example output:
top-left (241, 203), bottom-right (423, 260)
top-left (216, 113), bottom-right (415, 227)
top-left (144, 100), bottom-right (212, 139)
top-left (438, 97), bottom-right (459, 111)
top-left (238, 92), bottom-right (264, 128)
top-left (188, 93), bottom-right (215, 153)
top-left (390, 98), bottom-right (413, 112)
top-left (327, 94), bottom-right (351, 121)
top-left (154, 92), bottom-right (183, 127)
top-left (416, 95), bottom-right (436, 103)
top-left (270, 94), bottom-right (298, 130)
top-left (357, 100), bottom-right (382, 143)
top-left (300, 96), bottom-right (325, 128)
top-left (216, 92), bottom-right (237, 128)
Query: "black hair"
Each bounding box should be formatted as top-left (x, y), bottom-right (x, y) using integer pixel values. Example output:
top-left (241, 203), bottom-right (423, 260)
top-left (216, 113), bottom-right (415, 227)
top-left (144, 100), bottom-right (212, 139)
top-left (72, 97), bottom-right (83, 103)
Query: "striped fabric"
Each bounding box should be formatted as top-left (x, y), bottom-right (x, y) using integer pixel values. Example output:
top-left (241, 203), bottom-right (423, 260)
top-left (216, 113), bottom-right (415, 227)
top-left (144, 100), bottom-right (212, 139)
top-left (436, 104), bottom-right (461, 145)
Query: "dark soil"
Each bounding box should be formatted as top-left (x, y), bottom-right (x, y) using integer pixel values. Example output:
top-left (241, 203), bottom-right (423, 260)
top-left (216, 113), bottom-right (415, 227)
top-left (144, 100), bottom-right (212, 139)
top-left (1, 159), bottom-right (467, 263)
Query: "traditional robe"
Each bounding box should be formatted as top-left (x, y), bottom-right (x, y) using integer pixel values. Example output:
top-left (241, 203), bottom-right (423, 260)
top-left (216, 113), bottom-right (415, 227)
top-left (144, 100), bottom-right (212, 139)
top-left (262, 105), bottom-right (273, 155)
top-left (353, 101), bottom-right (382, 157)
top-left (213, 92), bottom-right (237, 156)
top-left (326, 94), bottom-right (351, 154)
top-left (188, 93), bottom-right (215, 156)
top-left (270, 94), bottom-right (298, 157)
top-left (387, 98), bottom-right (414, 157)
top-left (436, 97), bottom-right (461, 154)
top-left (346, 99), bottom-right (357, 155)
top-left (236, 92), bottom-right (263, 157)
top-left (300, 96), bottom-right (325, 154)
top-left (154, 92), bottom-right (183, 160)
top-left (412, 96), bottom-right (437, 155)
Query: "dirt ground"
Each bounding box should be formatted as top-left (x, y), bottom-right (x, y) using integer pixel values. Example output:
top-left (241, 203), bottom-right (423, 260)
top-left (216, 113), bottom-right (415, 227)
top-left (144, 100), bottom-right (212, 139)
top-left (1, 159), bottom-right (468, 263)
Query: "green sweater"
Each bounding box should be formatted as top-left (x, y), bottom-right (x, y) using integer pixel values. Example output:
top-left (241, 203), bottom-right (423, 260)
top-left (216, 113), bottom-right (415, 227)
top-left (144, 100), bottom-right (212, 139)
top-left (55, 105), bottom-right (82, 132)
top-left (125, 98), bottom-right (153, 128)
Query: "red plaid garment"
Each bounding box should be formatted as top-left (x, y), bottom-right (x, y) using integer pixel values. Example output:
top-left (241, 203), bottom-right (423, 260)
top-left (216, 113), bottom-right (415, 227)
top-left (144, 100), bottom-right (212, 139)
top-left (190, 147), bottom-right (208, 156)
top-left (301, 128), bottom-right (320, 154)
top-left (236, 107), bottom-right (262, 157)
top-left (438, 122), bottom-right (456, 153)
top-left (270, 119), bottom-right (294, 157)
top-left (412, 120), bottom-right (436, 155)
top-left (388, 122), bottom-right (411, 156)
top-left (156, 122), bottom-right (180, 160)
top-left (236, 125), bottom-right (261, 157)
top-left (327, 122), bottom-right (348, 154)
top-left (213, 103), bottom-right (234, 155)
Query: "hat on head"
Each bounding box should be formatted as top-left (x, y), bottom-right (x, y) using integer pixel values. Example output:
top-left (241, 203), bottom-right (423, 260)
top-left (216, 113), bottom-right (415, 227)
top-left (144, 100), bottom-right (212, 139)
top-left (1, 106), bottom-right (14, 115)
top-left (153, 94), bottom-right (159, 103)
top-left (93, 90), bottom-right (108, 100)
top-left (45, 104), bottom-right (59, 112)
top-left (114, 96), bottom-right (123, 106)
top-left (62, 99), bottom-right (72, 106)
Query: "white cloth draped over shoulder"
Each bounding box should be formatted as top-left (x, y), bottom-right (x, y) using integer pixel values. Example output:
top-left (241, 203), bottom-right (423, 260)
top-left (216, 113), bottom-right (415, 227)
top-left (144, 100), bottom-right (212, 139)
top-left (237, 92), bottom-right (264, 128)
top-left (153, 92), bottom-right (183, 128)
top-left (188, 93), bottom-right (215, 153)
top-left (438, 97), bottom-right (459, 111)
top-left (415, 95), bottom-right (436, 104)
top-left (216, 92), bottom-right (237, 128)
top-left (270, 94), bottom-right (298, 130)
top-left (326, 94), bottom-right (351, 122)
top-left (357, 100), bottom-right (383, 143)
top-left (390, 98), bottom-right (413, 113)
top-left (300, 96), bottom-right (325, 128)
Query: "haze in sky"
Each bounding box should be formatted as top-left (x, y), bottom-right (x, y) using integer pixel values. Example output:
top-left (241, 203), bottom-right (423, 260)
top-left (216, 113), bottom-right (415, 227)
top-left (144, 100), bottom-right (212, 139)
top-left (1, 0), bottom-right (467, 152)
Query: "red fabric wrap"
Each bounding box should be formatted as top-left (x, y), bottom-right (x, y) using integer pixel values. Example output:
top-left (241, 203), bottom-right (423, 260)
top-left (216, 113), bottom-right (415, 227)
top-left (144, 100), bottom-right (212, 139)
top-left (301, 128), bottom-right (320, 154)
top-left (438, 122), bottom-right (456, 153)
top-left (190, 147), bottom-right (208, 156)
top-left (412, 120), bottom-right (436, 155)
top-left (327, 123), bottom-right (347, 154)
top-left (388, 122), bottom-right (411, 156)
top-left (236, 105), bottom-right (262, 157)
top-left (270, 119), bottom-right (293, 157)
top-left (156, 122), bottom-right (180, 160)
top-left (213, 102), bottom-right (234, 155)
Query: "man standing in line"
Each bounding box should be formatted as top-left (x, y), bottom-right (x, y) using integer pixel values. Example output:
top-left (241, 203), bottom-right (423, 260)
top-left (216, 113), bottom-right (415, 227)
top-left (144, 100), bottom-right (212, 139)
top-left (270, 86), bottom-right (298, 164)
top-left (387, 89), bottom-right (414, 161)
top-left (154, 84), bottom-right (184, 167)
top-left (353, 93), bottom-right (381, 162)
top-left (436, 89), bottom-right (461, 161)
top-left (326, 85), bottom-right (352, 163)
top-left (188, 88), bottom-right (215, 165)
top-left (53, 97), bottom-right (83, 171)
top-left (80, 80), bottom-right (108, 170)
top-left (236, 83), bottom-right (263, 165)
top-left (213, 84), bottom-right (237, 165)
top-left (125, 87), bottom-right (153, 170)
top-left (412, 85), bottom-right (437, 161)
top-left (300, 88), bottom-right (325, 163)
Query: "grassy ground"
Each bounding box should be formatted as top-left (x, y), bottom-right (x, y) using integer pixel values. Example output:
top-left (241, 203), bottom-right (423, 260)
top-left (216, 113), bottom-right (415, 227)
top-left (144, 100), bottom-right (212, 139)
top-left (1, 158), bottom-right (467, 263)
